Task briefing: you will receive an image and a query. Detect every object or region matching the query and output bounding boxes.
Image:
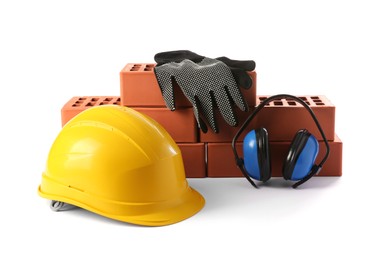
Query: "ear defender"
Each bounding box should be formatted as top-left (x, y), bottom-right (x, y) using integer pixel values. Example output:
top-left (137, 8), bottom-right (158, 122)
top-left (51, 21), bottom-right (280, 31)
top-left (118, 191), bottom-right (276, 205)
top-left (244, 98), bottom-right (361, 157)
top-left (243, 128), bottom-right (271, 182)
top-left (282, 129), bottom-right (319, 181)
top-left (232, 94), bottom-right (330, 188)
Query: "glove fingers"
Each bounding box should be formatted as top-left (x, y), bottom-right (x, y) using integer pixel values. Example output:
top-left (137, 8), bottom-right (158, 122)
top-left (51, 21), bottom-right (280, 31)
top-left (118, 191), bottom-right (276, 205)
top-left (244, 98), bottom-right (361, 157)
top-left (192, 96), bottom-right (209, 133)
top-left (226, 81), bottom-right (248, 112)
top-left (154, 68), bottom-right (176, 110)
top-left (213, 88), bottom-right (238, 127)
top-left (155, 50), bottom-right (205, 65)
top-left (216, 56), bottom-right (256, 71)
top-left (230, 67), bottom-right (253, 89)
top-left (196, 95), bottom-right (218, 133)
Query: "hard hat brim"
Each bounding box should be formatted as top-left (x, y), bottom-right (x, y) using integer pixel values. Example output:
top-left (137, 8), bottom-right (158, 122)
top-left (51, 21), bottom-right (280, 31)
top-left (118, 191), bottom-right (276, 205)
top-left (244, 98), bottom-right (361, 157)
top-left (38, 185), bottom-right (205, 227)
top-left (119, 187), bottom-right (205, 226)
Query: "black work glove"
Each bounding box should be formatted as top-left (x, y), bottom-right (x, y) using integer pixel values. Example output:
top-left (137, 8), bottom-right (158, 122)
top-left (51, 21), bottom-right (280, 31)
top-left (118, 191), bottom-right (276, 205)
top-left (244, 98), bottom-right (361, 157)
top-left (154, 50), bottom-right (256, 133)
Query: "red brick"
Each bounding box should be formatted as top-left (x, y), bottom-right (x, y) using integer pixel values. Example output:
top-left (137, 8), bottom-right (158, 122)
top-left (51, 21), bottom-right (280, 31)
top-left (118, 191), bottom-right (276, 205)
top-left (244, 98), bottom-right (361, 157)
top-left (178, 143), bottom-right (206, 178)
top-left (201, 95), bottom-right (335, 142)
top-left (61, 96), bottom-right (198, 143)
top-left (132, 107), bottom-right (198, 143)
top-left (61, 96), bottom-right (121, 126)
top-left (120, 63), bottom-right (257, 107)
top-left (207, 135), bottom-right (342, 177)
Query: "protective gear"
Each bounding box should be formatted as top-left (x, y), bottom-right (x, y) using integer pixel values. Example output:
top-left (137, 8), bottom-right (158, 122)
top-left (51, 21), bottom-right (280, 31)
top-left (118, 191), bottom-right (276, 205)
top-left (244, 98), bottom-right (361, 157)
top-left (154, 50), bottom-right (256, 133)
top-left (155, 50), bottom-right (255, 90)
top-left (232, 94), bottom-right (330, 189)
top-left (38, 105), bottom-right (205, 226)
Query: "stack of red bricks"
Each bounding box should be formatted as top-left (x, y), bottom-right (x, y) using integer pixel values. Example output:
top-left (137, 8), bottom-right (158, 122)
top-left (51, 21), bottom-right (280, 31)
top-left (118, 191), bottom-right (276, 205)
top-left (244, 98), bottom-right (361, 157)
top-left (61, 63), bottom-right (342, 178)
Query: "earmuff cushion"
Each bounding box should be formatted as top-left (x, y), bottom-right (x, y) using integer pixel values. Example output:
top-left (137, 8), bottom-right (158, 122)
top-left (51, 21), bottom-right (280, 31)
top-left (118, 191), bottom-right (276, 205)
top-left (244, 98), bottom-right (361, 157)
top-left (283, 130), bottom-right (319, 181)
top-left (290, 135), bottom-right (319, 180)
top-left (255, 128), bottom-right (271, 182)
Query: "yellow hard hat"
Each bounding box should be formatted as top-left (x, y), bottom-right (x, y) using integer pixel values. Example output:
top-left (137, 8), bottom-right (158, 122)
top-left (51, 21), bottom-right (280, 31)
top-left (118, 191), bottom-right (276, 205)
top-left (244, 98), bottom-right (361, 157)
top-left (38, 105), bottom-right (205, 226)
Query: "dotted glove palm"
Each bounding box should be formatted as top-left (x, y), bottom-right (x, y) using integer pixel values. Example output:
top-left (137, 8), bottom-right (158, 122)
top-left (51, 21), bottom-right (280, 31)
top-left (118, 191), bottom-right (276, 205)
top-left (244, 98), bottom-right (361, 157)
top-left (154, 50), bottom-right (255, 133)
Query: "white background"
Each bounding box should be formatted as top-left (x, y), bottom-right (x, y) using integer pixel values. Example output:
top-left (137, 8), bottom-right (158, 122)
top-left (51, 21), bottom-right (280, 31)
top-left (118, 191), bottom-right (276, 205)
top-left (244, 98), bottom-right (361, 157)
top-left (1, 0), bottom-right (389, 259)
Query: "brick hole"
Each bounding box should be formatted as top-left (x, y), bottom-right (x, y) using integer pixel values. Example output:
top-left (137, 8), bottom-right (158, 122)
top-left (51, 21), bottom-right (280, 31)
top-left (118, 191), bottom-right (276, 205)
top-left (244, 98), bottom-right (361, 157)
top-left (86, 102), bottom-right (95, 106)
top-left (146, 64), bottom-right (155, 68)
top-left (298, 96), bottom-right (307, 101)
top-left (104, 97), bottom-right (113, 101)
top-left (311, 96), bottom-right (319, 99)
top-left (273, 101), bottom-right (283, 106)
top-left (259, 97), bottom-right (267, 101)
top-left (78, 97), bottom-right (86, 101)
top-left (305, 101), bottom-right (311, 105)
top-left (117, 98), bottom-right (121, 101)
top-left (130, 64), bottom-right (141, 71)
top-left (75, 100), bottom-right (83, 104)
top-left (91, 98), bottom-right (99, 101)
top-left (113, 102), bottom-right (120, 105)
top-left (144, 67), bottom-right (153, 71)
top-left (99, 101), bottom-right (109, 105)
top-left (72, 104), bottom-right (80, 107)
top-left (316, 102), bottom-right (325, 105)
top-left (288, 101), bottom-right (296, 105)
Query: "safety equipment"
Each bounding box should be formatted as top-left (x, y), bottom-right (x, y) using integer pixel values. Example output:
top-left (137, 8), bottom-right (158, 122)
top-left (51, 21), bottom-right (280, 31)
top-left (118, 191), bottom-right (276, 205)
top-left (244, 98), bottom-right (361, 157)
top-left (38, 105), bottom-right (205, 226)
top-left (155, 50), bottom-right (255, 90)
top-left (232, 94), bottom-right (330, 188)
top-left (154, 50), bottom-right (256, 133)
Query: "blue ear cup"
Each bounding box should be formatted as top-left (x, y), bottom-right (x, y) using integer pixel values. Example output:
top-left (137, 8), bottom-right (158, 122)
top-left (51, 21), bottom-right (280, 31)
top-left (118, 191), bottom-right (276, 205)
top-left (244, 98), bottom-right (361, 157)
top-left (283, 129), bottom-right (319, 181)
top-left (243, 128), bottom-right (271, 181)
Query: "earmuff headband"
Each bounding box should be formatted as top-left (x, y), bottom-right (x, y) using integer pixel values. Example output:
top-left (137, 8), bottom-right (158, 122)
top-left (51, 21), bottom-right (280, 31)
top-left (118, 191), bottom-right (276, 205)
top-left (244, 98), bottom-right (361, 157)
top-left (232, 94), bottom-right (330, 188)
